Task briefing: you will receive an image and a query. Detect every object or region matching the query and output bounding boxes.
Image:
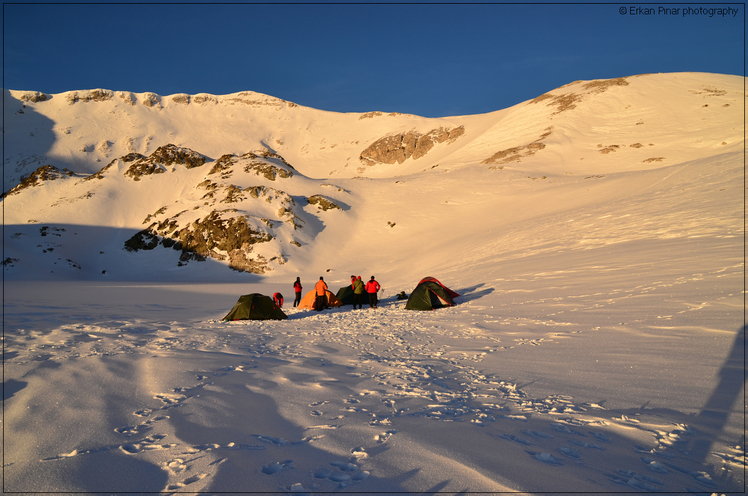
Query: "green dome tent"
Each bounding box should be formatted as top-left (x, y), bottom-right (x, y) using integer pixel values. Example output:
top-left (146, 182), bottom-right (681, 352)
top-left (405, 277), bottom-right (459, 311)
top-left (336, 285), bottom-right (356, 305)
top-left (223, 293), bottom-right (288, 321)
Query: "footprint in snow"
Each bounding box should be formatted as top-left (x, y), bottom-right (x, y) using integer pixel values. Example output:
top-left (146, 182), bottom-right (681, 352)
top-left (640, 457), bottom-right (669, 473)
top-left (568, 439), bottom-right (605, 450)
top-left (522, 430), bottom-right (553, 439)
top-left (589, 431), bottom-right (611, 443)
top-left (165, 473), bottom-right (208, 491)
top-left (305, 424), bottom-right (341, 430)
top-left (253, 434), bottom-right (322, 446)
top-left (286, 482), bottom-right (313, 494)
top-left (114, 415), bottom-right (169, 437)
top-left (551, 423), bottom-right (586, 436)
top-left (607, 471), bottom-right (663, 492)
top-left (375, 430), bottom-right (397, 443)
top-left (560, 446), bottom-right (582, 459)
top-left (527, 451), bottom-right (564, 465)
top-left (313, 462), bottom-right (371, 486)
top-left (660, 462), bottom-right (718, 488)
top-left (499, 434), bottom-right (532, 446)
top-left (163, 458), bottom-right (187, 474)
top-left (262, 459), bottom-right (294, 475)
top-left (120, 441), bottom-right (175, 454)
top-left (350, 447), bottom-right (368, 460)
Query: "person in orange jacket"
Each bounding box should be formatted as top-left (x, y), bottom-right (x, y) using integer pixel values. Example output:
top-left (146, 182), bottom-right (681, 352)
top-left (314, 276), bottom-right (328, 311)
top-left (365, 276), bottom-right (381, 309)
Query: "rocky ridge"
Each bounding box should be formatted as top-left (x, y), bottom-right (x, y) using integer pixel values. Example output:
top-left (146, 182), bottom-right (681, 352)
top-left (11, 144), bottom-right (346, 274)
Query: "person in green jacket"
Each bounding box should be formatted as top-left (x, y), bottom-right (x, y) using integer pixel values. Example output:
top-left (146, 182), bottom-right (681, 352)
top-left (352, 276), bottom-right (365, 309)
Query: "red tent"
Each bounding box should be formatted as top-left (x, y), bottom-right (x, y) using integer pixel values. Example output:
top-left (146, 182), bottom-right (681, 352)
top-left (417, 277), bottom-right (459, 298)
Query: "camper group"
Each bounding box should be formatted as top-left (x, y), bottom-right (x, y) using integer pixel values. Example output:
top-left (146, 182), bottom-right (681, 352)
top-left (222, 276), bottom-right (459, 321)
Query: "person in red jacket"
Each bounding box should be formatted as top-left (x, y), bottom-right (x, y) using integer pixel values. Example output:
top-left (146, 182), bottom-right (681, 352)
top-left (293, 277), bottom-right (302, 307)
top-left (365, 276), bottom-right (381, 309)
top-left (314, 276), bottom-right (328, 311)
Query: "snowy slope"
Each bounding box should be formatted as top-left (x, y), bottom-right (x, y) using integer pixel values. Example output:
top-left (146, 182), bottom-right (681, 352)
top-left (2, 72), bottom-right (745, 493)
top-left (3, 72), bottom-right (743, 285)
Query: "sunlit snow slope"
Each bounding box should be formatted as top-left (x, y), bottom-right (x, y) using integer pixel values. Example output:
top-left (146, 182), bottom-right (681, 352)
top-left (2, 72), bottom-right (744, 290)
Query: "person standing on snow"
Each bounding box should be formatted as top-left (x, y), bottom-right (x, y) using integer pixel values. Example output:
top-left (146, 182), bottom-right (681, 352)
top-left (365, 276), bottom-right (381, 309)
top-left (353, 275), bottom-right (365, 310)
top-left (293, 277), bottom-right (302, 307)
top-left (314, 276), bottom-right (328, 311)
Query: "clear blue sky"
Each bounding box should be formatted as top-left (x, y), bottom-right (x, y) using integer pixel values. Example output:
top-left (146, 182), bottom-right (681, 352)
top-left (3, 2), bottom-right (744, 117)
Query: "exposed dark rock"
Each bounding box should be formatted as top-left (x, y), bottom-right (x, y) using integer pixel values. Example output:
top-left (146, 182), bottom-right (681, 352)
top-left (221, 185), bottom-right (246, 203)
top-left (360, 126), bottom-right (465, 165)
top-left (208, 154), bottom-right (237, 177)
top-left (142, 206), bottom-right (168, 225)
top-left (530, 77), bottom-right (630, 115)
top-left (244, 161), bottom-right (293, 181)
top-left (84, 153), bottom-right (145, 182)
top-left (20, 92), bottom-right (48, 103)
top-left (193, 94), bottom-right (218, 105)
top-left (307, 195), bottom-right (341, 211)
top-left (171, 94), bottom-right (190, 105)
top-left (2, 165), bottom-right (74, 197)
top-left (66, 89), bottom-right (113, 104)
top-left (149, 144), bottom-right (207, 169)
top-left (124, 145), bottom-right (207, 180)
top-left (124, 211), bottom-right (274, 274)
top-left (141, 93), bottom-right (161, 108)
top-left (123, 229), bottom-right (160, 251)
top-left (482, 127), bottom-right (553, 166)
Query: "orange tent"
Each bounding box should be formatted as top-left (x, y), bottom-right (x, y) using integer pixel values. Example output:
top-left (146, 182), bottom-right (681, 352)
top-left (297, 289), bottom-right (342, 310)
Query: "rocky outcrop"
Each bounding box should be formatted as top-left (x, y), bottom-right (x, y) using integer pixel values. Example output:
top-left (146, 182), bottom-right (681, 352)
top-left (66, 89), bottom-right (113, 104)
top-left (482, 128), bottom-right (553, 166)
top-left (207, 154), bottom-right (236, 178)
top-left (307, 195), bottom-right (341, 211)
top-left (530, 77), bottom-right (630, 115)
top-left (125, 210), bottom-right (274, 273)
top-left (141, 93), bottom-right (161, 108)
top-left (20, 92), bottom-right (48, 103)
top-left (208, 151), bottom-right (294, 181)
top-left (124, 144), bottom-right (207, 180)
top-left (360, 126), bottom-right (465, 165)
top-left (84, 153), bottom-right (144, 182)
top-left (243, 160), bottom-right (294, 181)
top-left (171, 94), bottom-right (190, 105)
top-left (2, 165), bottom-right (74, 197)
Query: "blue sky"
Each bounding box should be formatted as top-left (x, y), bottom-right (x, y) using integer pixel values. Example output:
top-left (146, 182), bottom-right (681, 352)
top-left (3, 2), bottom-right (744, 117)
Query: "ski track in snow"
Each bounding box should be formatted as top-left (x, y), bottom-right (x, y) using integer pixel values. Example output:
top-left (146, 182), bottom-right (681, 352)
top-left (6, 295), bottom-right (743, 493)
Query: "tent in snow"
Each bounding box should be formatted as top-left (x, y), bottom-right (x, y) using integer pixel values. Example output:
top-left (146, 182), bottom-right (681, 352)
top-left (405, 277), bottom-right (459, 311)
top-left (297, 289), bottom-right (343, 310)
top-left (336, 285), bottom-right (357, 305)
top-left (223, 293), bottom-right (288, 321)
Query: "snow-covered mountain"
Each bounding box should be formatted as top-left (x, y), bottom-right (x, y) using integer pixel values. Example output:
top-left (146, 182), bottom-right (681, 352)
top-left (2, 72), bottom-right (744, 284)
top-left (2, 72), bottom-right (745, 493)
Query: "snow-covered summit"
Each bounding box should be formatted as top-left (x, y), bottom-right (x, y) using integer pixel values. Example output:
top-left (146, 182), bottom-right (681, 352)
top-left (2, 72), bottom-right (744, 283)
